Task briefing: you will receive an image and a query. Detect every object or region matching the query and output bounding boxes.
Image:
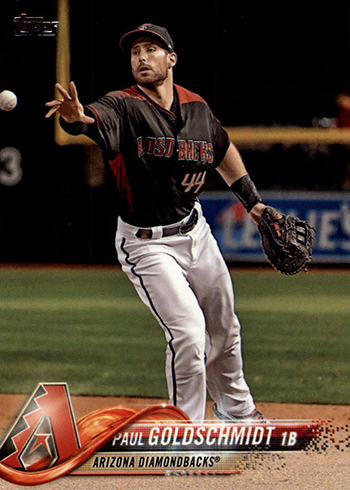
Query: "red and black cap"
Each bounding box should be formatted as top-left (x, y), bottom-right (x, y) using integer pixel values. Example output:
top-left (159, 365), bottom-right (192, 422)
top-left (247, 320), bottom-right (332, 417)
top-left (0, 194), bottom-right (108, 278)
top-left (119, 24), bottom-right (174, 53)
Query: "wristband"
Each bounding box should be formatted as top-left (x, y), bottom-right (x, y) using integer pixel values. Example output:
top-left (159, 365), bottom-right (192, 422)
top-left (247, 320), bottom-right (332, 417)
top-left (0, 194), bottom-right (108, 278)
top-left (230, 175), bottom-right (262, 213)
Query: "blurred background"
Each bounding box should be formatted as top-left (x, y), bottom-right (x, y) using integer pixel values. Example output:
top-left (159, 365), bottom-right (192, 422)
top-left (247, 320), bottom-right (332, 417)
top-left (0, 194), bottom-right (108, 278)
top-left (1, 0), bottom-right (350, 265)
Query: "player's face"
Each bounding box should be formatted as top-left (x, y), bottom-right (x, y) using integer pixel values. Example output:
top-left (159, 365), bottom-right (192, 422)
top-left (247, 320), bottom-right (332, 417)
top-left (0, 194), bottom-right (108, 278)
top-left (130, 39), bottom-right (172, 88)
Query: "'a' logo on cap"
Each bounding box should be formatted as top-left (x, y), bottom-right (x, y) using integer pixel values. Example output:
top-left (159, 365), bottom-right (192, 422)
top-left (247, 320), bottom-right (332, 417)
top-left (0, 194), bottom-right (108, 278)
top-left (138, 24), bottom-right (152, 30)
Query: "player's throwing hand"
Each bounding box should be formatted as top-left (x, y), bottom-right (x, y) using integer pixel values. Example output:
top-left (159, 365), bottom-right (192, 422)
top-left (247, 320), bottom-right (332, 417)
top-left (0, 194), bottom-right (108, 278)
top-left (45, 81), bottom-right (95, 124)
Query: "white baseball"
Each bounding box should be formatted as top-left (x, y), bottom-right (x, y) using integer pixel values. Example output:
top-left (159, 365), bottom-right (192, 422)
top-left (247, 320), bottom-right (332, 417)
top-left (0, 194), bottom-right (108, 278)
top-left (0, 90), bottom-right (17, 111)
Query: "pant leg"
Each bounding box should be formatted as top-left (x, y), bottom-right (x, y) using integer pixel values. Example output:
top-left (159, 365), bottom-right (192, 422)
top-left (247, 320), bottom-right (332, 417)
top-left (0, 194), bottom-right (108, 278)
top-left (187, 217), bottom-right (255, 418)
top-left (116, 233), bottom-right (207, 422)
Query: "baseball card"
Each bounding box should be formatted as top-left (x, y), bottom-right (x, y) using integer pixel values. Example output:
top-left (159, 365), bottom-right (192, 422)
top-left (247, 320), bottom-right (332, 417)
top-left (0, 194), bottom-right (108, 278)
top-left (0, 1), bottom-right (350, 488)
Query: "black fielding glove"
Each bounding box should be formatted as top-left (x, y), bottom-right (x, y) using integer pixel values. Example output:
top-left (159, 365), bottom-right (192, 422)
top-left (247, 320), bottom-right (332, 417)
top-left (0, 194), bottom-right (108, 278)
top-left (258, 206), bottom-right (315, 275)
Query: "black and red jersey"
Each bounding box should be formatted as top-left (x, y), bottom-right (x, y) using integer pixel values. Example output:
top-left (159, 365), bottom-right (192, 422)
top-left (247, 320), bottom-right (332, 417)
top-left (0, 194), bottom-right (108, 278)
top-left (60, 84), bottom-right (229, 227)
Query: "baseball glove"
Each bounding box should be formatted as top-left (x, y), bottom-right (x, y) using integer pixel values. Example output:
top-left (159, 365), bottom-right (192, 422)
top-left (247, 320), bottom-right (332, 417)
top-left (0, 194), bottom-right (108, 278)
top-left (258, 206), bottom-right (315, 275)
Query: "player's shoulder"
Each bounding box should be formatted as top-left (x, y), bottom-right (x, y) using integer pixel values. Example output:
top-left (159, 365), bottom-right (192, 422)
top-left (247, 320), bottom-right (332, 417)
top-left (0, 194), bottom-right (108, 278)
top-left (174, 84), bottom-right (208, 105)
top-left (107, 86), bottom-right (147, 101)
top-left (87, 86), bottom-right (146, 116)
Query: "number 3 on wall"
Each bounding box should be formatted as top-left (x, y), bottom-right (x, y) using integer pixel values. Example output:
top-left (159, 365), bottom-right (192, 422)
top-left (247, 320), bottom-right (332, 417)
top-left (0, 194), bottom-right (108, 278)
top-left (0, 147), bottom-right (23, 186)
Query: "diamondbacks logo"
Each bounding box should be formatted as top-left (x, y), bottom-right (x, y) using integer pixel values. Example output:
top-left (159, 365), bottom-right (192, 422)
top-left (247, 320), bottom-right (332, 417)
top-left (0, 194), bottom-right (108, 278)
top-left (138, 24), bottom-right (153, 30)
top-left (0, 383), bottom-right (80, 471)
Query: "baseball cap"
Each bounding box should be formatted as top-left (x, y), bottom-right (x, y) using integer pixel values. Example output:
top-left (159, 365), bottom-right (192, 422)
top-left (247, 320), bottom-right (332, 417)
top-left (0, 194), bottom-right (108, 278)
top-left (119, 24), bottom-right (174, 53)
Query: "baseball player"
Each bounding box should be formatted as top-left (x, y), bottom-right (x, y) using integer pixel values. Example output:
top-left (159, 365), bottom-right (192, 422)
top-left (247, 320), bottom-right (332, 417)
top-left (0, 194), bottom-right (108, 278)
top-left (45, 24), bottom-right (267, 423)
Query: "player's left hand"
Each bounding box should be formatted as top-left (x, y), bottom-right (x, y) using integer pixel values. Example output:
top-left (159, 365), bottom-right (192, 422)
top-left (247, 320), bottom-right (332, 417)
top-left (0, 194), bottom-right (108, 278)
top-left (258, 206), bottom-right (315, 274)
top-left (248, 203), bottom-right (266, 224)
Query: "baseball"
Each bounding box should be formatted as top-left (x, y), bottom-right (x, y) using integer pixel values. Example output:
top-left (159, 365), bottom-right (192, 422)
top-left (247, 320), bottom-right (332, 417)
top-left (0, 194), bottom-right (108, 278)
top-left (0, 90), bottom-right (17, 111)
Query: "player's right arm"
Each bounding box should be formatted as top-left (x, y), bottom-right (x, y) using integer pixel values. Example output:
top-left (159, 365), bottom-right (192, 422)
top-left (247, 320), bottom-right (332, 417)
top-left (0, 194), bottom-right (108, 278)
top-left (45, 81), bottom-right (95, 124)
top-left (45, 82), bottom-right (121, 153)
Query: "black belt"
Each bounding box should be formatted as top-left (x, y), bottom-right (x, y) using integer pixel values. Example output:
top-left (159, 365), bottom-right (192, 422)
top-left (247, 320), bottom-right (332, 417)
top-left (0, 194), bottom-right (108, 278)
top-left (136, 209), bottom-right (198, 239)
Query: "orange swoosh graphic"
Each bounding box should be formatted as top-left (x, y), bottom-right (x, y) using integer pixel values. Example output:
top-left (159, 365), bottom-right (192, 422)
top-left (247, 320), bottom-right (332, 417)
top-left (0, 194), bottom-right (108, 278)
top-left (0, 404), bottom-right (190, 486)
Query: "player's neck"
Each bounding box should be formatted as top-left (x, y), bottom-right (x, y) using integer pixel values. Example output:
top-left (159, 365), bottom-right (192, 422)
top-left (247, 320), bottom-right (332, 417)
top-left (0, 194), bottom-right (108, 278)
top-left (137, 77), bottom-right (174, 111)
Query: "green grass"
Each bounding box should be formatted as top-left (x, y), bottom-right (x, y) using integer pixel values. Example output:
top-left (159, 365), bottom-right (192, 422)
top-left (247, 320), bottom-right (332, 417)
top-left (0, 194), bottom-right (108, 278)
top-left (0, 267), bottom-right (349, 405)
top-left (0, 268), bottom-right (168, 398)
top-left (233, 270), bottom-right (350, 405)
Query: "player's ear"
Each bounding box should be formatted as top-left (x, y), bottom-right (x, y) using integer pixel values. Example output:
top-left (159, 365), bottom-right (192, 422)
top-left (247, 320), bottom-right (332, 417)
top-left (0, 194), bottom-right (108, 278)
top-left (168, 52), bottom-right (177, 68)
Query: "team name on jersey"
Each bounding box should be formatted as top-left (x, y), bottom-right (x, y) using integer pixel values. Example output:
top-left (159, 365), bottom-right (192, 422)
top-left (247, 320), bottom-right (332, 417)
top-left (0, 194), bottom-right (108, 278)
top-left (137, 136), bottom-right (214, 164)
top-left (137, 136), bottom-right (175, 158)
top-left (178, 140), bottom-right (214, 165)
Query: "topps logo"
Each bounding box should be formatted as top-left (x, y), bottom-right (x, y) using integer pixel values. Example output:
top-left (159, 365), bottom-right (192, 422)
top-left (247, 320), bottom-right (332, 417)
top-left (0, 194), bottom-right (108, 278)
top-left (13, 13), bottom-right (59, 36)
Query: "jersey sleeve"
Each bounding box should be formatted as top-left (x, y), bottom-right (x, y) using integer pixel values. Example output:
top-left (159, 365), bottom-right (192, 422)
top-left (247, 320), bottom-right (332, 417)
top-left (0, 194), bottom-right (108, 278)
top-left (85, 93), bottom-right (124, 157)
top-left (59, 92), bottom-right (124, 157)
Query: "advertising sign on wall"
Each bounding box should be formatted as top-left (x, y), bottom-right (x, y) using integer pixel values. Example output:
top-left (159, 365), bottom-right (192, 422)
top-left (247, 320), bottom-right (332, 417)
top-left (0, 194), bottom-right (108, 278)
top-left (200, 191), bottom-right (350, 264)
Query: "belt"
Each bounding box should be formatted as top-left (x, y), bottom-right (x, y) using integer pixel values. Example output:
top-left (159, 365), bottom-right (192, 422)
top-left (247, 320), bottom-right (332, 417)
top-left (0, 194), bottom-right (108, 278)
top-left (136, 209), bottom-right (198, 239)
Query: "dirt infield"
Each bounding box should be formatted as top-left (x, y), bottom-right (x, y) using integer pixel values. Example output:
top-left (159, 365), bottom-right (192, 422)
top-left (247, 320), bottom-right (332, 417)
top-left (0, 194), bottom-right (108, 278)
top-left (1, 395), bottom-right (350, 489)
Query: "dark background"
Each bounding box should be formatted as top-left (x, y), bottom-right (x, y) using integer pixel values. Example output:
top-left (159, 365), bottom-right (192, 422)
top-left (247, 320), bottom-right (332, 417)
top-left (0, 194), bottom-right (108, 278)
top-left (71, 0), bottom-right (350, 126)
top-left (1, 0), bottom-right (350, 263)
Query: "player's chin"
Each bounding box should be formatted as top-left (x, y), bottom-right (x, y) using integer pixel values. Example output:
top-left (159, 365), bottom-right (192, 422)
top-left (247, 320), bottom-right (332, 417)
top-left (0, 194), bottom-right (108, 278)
top-left (134, 71), bottom-right (167, 88)
top-left (134, 73), bottom-right (155, 86)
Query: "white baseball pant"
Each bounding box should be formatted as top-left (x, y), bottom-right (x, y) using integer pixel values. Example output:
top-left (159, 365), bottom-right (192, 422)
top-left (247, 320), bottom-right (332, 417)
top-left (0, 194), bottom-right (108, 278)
top-left (115, 201), bottom-right (255, 422)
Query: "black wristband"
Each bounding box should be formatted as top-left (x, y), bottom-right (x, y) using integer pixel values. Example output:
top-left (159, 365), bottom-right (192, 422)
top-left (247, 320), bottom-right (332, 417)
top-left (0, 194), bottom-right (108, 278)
top-left (230, 175), bottom-right (262, 213)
